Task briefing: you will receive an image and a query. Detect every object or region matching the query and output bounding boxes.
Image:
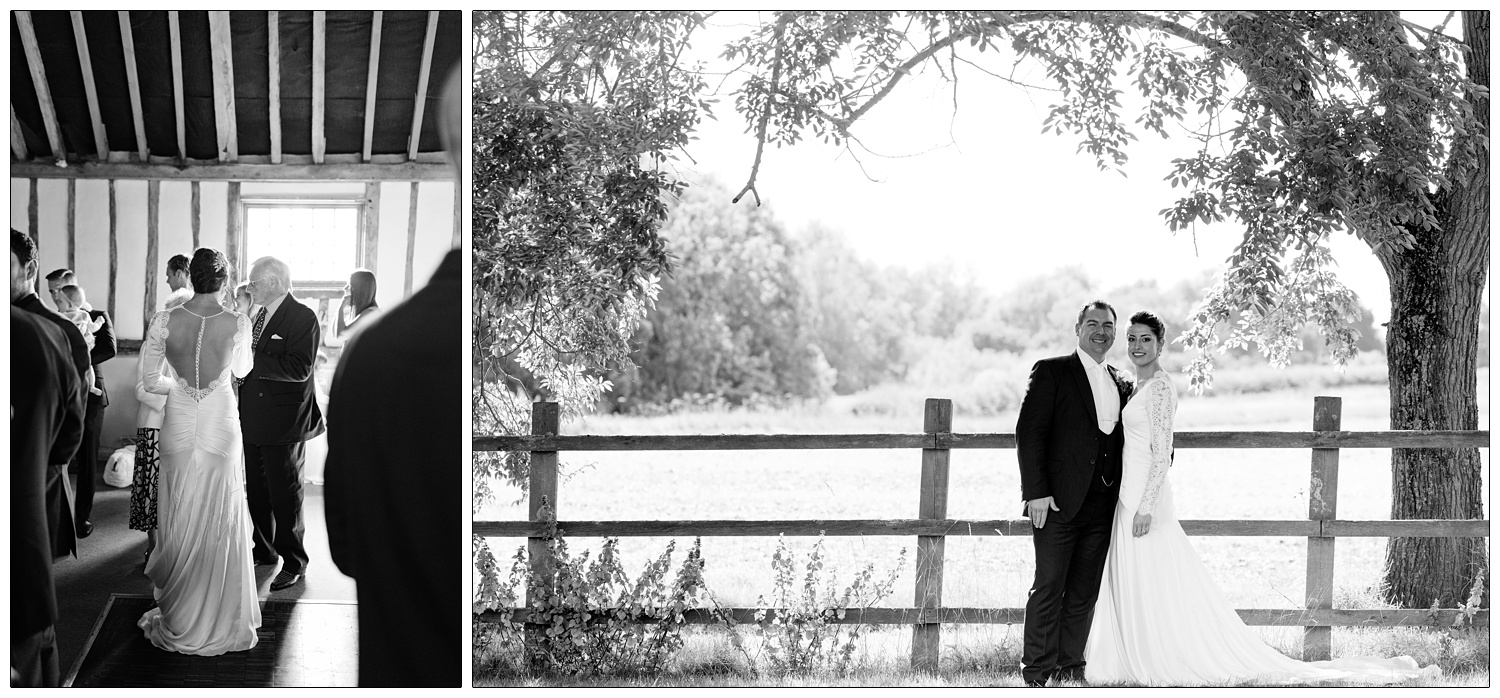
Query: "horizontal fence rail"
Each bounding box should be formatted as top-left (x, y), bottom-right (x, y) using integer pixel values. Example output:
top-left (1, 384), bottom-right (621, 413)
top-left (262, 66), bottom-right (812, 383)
top-left (474, 397), bottom-right (1490, 669)
top-left (475, 430), bottom-right (1489, 452)
top-left (474, 518), bottom-right (1491, 539)
top-left (478, 607), bottom-right (1491, 629)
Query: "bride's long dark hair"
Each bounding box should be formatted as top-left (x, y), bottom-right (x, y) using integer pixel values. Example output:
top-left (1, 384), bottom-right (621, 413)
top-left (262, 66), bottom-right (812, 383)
top-left (338, 269), bottom-right (378, 334)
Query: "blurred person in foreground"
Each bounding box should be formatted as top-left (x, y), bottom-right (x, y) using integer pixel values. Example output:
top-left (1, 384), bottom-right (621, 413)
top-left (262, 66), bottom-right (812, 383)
top-left (11, 245), bottom-right (86, 685)
top-left (324, 66), bottom-right (461, 687)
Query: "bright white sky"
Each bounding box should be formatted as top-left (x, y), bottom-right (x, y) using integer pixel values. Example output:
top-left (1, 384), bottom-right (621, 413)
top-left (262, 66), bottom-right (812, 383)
top-left (670, 11), bottom-right (1475, 332)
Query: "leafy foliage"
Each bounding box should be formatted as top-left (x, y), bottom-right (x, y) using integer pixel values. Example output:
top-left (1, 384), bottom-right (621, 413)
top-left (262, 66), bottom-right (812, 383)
top-left (474, 506), bottom-right (712, 678)
top-left (471, 11), bottom-right (711, 502)
top-left (721, 11), bottom-right (1484, 390)
top-left (611, 181), bottom-right (835, 409)
top-left (724, 536), bottom-right (907, 677)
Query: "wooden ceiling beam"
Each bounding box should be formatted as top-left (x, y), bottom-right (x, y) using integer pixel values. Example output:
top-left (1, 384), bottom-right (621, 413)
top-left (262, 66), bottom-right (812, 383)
top-left (207, 11), bottom-right (239, 162)
top-left (118, 11), bottom-right (149, 160)
top-left (16, 11), bottom-right (66, 163)
top-left (10, 159), bottom-right (454, 181)
top-left (11, 110), bottom-right (30, 161)
top-left (70, 12), bottom-right (110, 158)
top-left (312, 11), bottom-right (326, 164)
top-left (169, 11), bottom-right (186, 162)
top-left (268, 11), bottom-right (281, 165)
top-left (362, 11), bottom-right (383, 163)
top-left (406, 11), bottom-right (440, 161)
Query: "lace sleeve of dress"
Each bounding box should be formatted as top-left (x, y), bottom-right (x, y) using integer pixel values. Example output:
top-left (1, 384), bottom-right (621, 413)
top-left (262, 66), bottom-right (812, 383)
top-left (230, 311), bottom-right (253, 379)
top-left (142, 310), bottom-right (173, 395)
top-left (1136, 376), bottom-right (1177, 516)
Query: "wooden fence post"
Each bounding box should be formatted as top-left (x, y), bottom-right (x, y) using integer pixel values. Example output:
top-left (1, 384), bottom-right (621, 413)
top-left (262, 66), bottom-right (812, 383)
top-left (525, 401), bottom-right (560, 664)
top-left (1304, 396), bottom-right (1340, 661)
top-left (912, 398), bottom-right (953, 672)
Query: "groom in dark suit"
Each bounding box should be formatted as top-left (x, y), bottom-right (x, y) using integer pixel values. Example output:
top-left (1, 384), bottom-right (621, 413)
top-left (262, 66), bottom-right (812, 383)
top-left (1016, 300), bottom-right (1131, 686)
top-left (239, 256), bottom-right (324, 591)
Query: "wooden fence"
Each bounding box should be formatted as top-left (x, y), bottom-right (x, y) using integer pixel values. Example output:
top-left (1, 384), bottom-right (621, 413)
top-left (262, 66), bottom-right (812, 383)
top-left (474, 397), bottom-right (1490, 670)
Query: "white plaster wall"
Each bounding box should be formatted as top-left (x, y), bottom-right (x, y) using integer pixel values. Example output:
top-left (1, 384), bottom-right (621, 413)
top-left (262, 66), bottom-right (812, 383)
top-left (34, 179), bottom-right (68, 307)
top-left (157, 182), bottom-right (195, 296)
top-left (114, 181), bottom-right (150, 340)
top-left (11, 179), bottom-right (29, 231)
top-left (198, 181), bottom-right (230, 256)
top-left (413, 180), bottom-right (456, 289)
top-left (73, 181), bottom-right (114, 321)
top-left (375, 181), bottom-right (412, 310)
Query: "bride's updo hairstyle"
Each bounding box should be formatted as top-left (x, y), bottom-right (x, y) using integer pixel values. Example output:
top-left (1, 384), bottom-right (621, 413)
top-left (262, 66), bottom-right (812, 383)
top-left (1130, 310), bottom-right (1167, 344)
top-left (189, 247), bottom-right (230, 294)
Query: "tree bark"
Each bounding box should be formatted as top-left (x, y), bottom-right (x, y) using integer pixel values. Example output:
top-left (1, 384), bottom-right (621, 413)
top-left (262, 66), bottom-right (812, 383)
top-left (1376, 10), bottom-right (1489, 609)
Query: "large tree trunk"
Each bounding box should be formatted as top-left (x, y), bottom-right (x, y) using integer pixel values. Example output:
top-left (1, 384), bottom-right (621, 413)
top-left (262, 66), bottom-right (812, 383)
top-left (1376, 10), bottom-right (1489, 609)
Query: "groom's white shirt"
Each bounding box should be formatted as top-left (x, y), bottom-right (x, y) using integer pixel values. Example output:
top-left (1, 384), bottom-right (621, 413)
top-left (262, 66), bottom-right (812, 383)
top-left (1075, 346), bottom-right (1119, 434)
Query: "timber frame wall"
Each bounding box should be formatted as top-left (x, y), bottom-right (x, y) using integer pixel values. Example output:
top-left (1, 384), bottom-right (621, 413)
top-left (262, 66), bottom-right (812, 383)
top-left (10, 174), bottom-right (459, 343)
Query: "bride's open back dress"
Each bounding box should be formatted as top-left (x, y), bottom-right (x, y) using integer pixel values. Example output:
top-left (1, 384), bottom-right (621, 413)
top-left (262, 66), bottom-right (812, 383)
top-left (137, 306), bottom-right (261, 655)
top-left (1084, 371), bottom-right (1434, 686)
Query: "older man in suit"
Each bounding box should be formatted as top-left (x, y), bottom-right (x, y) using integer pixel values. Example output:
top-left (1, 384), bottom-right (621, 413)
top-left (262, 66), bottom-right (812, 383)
top-left (238, 256), bottom-right (324, 592)
top-left (12, 236), bottom-right (86, 687)
top-left (1015, 300), bottom-right (1133, 687)
top-left (45, 269), bottom-right (116, 537)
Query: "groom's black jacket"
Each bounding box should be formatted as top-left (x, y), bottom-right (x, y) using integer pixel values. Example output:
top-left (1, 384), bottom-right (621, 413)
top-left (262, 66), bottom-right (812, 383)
top-left (1016, 353), bottom-right (1130, 523)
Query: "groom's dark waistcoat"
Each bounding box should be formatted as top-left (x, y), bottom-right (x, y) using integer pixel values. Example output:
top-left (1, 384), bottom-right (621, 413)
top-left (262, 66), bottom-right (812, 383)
top-left (238, 295), bottom-right (325, 445)
top-left (1015, 352), bottom-right (1130, 523)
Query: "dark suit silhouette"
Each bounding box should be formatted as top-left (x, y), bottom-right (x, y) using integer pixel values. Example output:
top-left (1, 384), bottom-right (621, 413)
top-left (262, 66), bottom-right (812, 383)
top-left (11, 307), bottom-right (85, 687)
top-left (238, 295), bottom-right (324, 575)
top-left (74, 308), bottom-right (115, 528)
top-left (325, 250), bottom-right (459, 686)
top-left (1015, 351), bottom-right (1131, 685)
top-left (14, 294), bottom-right (89, 392)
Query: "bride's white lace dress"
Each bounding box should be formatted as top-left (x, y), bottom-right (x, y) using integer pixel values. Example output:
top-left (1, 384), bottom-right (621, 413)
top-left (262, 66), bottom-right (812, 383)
top-left (1084, 370), bottom-right (1434, 686)
top-left (137, 306), bottom-right (261, 655)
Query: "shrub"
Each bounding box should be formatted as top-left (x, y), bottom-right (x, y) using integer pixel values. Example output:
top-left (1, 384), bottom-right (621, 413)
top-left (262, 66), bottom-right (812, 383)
top-left (472, 504), bottom-right (712, 678)
top-left (724, 535), bottom-right (907, 677)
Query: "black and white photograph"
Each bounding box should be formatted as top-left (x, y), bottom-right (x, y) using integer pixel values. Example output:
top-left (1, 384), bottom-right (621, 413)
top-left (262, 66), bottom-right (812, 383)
top-left (10, 10), bottom-right (462, 687)
top-left (472, 11), bottom-right (1489, 687)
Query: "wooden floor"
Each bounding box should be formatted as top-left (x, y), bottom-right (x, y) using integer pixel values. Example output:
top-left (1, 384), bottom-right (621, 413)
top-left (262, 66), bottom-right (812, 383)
top-left (66, 595), bottom-right (358, 687)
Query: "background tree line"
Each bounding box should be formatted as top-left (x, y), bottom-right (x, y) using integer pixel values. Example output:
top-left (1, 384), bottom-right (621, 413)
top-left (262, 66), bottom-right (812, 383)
top-left (601, 178), bottom-right (1393, 414)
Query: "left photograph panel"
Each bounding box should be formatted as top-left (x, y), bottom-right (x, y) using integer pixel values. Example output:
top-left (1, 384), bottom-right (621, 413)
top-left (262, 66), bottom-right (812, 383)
top-left (10, 10), bottom-right (463, 687)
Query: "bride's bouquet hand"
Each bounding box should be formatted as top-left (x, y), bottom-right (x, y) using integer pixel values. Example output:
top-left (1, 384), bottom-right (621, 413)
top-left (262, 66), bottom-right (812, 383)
top-left (1132, 512), bottom-right (1152, 537)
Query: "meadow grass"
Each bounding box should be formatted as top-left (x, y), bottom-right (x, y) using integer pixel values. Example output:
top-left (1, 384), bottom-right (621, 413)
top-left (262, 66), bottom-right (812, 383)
top-left (475, 372), bottom-right (1490, 686)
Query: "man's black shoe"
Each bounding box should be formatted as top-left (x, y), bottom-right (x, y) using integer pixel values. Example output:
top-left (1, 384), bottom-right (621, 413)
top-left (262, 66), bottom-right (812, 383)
top-left (77, 521), bottom-right (93, 538)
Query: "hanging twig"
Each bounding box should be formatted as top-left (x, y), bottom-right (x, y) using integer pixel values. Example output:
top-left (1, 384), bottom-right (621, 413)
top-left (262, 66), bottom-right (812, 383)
top-left (733, 14), bottom-right (791, 205)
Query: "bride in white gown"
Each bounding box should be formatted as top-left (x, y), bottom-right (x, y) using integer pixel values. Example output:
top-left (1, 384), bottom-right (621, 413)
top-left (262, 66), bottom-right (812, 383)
top-left (137, 248), bottom-right (261, 655)
top-left (1084, 310), bottom-right (1434, 686)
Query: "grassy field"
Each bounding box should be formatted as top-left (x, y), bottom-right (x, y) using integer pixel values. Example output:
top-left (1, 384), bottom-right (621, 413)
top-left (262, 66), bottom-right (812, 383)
top-left (475, 372), bottom-right (1490, 685)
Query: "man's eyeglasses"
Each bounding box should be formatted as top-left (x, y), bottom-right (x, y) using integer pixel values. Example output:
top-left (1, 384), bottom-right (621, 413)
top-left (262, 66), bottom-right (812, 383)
top-left (246, 277), bottom-right (273, 289)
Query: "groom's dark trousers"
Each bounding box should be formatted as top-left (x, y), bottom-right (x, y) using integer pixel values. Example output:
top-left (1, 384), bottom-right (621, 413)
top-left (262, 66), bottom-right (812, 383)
top-left (239, 295), bottom-right (324, 576)
top-left (1016, 353), bottom-right (1127, 685)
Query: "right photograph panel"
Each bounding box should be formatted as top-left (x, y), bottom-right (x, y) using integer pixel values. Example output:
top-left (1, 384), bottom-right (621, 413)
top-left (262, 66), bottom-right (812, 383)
top-left (471, 10), bottom-right (1488, 688)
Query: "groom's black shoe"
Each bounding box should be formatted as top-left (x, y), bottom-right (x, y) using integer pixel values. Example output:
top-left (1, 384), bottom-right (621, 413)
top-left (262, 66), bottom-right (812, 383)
top-left (271, 570), bottom-right (304, 591)
top-left (77, 521), bottom-right (93, 538)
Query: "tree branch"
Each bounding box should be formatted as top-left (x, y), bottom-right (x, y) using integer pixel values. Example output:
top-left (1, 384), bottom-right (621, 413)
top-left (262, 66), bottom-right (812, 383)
top-left (733, 14), bottom-right (790, 205)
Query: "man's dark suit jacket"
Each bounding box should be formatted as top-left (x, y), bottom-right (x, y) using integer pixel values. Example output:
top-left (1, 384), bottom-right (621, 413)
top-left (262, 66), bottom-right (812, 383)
top-left (11, 307), bottom-right (84, 639)
top-left (14, 293), bottom-right (90, 400)
top-left (1015, 352), bottom-right (1131, 524)
top-left (325, 249), bottom-right (459, 687)
top-left (238, 295), bottom-right (324, 444)
top-left (85, 308), bottom-right (116, 406)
